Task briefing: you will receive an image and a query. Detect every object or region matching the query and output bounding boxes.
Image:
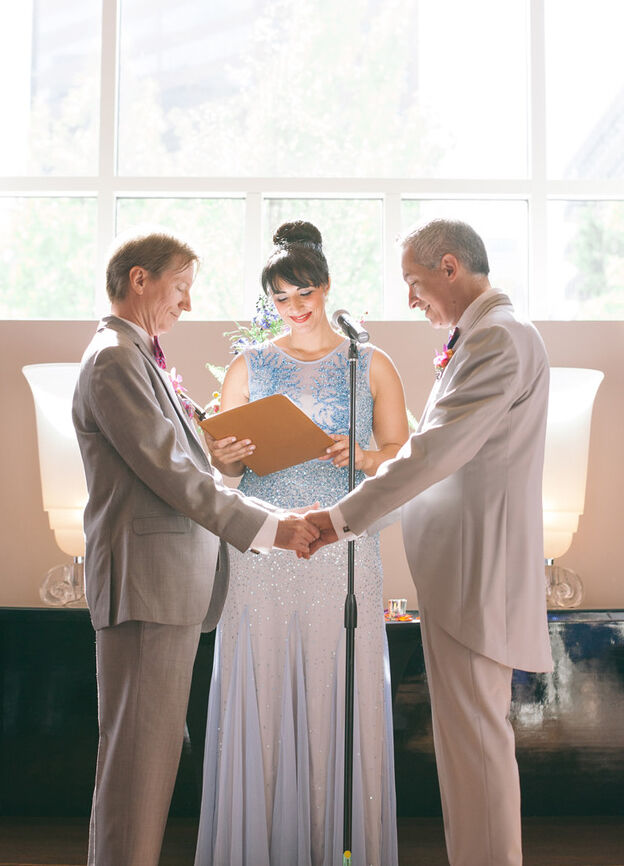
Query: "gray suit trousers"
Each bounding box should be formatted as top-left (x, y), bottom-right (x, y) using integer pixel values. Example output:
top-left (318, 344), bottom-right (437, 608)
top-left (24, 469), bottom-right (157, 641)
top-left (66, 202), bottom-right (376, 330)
top-left (420, 611), bottom-right (522, 866)
top-left (88, 620), bottom-right (202, 866)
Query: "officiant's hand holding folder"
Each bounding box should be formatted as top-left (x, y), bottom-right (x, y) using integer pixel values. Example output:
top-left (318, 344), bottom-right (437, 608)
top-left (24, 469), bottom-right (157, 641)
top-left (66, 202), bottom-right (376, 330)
top-left (196, 394), bottom-right (334, 476)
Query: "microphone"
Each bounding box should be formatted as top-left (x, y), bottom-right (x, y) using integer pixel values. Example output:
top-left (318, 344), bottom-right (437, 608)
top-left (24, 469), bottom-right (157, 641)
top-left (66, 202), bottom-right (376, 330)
top-left (331, 309), bottom-right (369, 343)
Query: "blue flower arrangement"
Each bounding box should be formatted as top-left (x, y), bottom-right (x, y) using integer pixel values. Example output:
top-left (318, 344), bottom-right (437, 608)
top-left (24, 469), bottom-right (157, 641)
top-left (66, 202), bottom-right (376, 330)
top-left (205, 294), bottom-right (285, 397)
top-left (225, 294), bottom-right (285, 355)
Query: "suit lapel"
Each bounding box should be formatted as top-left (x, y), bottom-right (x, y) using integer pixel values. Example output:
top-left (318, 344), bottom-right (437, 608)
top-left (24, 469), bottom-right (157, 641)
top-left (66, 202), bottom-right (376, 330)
top-left (100, 316), bottom-right (207, 453)
top-left (151, 355), bottom-right (202, 443)
top-left (435, 290), bottom-right (512, 380)
top-left (418, 291), bottom-right (514, 429)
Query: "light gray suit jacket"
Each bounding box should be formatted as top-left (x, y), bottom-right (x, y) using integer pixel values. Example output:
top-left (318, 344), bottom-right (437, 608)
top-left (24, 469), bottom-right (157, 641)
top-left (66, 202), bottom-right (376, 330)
top-left (72, 316), bottom-right (269, 631)
top-left (340, 291), bottom-right (552, 673)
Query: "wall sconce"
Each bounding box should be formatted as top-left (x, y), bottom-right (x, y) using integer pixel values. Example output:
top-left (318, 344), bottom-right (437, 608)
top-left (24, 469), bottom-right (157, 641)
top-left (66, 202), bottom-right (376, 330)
top-left (23, 364), bottom-right (87, 606)
top-left (543, 367), bottom-right (603, 608)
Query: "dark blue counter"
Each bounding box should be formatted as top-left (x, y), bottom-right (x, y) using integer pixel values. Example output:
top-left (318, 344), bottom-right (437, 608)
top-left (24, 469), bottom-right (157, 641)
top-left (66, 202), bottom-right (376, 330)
top-left (1, 607), bottom-right (623, 817)
top-left (388, 610), bottom-right (624, 816)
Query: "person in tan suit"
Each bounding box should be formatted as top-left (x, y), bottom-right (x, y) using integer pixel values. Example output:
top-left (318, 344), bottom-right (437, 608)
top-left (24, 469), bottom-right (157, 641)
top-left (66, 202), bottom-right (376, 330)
top-left (306, 219), bottom-right (553, 866)
top-left (72, 229), bottom-right (318, 866)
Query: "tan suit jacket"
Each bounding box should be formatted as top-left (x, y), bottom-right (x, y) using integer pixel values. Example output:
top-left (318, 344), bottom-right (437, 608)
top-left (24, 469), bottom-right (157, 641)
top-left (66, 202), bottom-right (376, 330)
top-left (72, 316), bottom-right (268, 630)
top-left (340, 291), bottom-right (552, 672)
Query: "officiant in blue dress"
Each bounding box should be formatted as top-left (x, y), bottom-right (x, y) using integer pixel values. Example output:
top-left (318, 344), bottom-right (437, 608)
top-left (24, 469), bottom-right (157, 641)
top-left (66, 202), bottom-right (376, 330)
top-left (195, 220), bottom-right (409, 866)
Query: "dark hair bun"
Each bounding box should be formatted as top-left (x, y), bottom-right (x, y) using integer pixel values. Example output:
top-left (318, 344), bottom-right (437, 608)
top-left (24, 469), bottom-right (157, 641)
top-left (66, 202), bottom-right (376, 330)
top-left (273, 220), bottom-right (322, 249)
top-left (263, 220), bottom-right (329, 293)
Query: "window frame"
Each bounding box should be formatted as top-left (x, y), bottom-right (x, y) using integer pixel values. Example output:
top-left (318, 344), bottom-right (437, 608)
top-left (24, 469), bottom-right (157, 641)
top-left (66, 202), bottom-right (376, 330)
top-left (1, 0), bottom-right (624, 321)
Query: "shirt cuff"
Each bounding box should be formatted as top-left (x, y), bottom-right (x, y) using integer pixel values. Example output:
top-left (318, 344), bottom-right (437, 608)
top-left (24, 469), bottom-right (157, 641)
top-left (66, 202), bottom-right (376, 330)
top-left (249, 513), bottom-right (279, 553)
top-left (329, 504), bottom-right (358, 541)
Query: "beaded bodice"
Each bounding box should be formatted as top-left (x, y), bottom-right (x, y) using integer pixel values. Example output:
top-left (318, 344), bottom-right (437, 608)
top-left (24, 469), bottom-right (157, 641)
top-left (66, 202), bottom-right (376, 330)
top-left (237, 339), bottom-right (374, 509)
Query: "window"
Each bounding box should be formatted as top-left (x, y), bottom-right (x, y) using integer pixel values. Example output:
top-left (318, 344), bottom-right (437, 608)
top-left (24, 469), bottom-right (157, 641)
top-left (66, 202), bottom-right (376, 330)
top-left (0, 197), bottom-right (97, 319)
top-left (262, 198), bottom-right (383, 319)
top-left (116, 196), bottom-right (246, 319)
top-left (1, 0), bottom-right (623, 321)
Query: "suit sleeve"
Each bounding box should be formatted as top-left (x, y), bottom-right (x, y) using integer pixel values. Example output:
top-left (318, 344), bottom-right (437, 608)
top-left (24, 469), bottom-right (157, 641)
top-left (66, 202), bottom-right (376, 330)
top-left (339, 324), bottom-right (525, 534)
top-left (83, 344), bottom-right (268, 550)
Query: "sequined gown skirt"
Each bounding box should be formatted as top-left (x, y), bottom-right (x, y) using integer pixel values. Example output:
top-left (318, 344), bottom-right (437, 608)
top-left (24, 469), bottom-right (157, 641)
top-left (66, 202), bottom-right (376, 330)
top-left (195, 341), bottom-right (398, 866)
top-left (195, 538), bottom-right (397, 866)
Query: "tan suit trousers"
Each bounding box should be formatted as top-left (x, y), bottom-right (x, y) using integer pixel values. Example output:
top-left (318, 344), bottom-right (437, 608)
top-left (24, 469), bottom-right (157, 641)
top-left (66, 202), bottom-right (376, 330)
top-left (88, 620), bottom-right (202, 866)
top-left (420, 611), bottom-right (522, 866)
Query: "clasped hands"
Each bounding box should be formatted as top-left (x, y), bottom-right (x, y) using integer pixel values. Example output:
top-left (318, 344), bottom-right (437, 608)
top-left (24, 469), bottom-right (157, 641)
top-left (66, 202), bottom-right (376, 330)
top-left (206, 431), bottom-right (357, 558)
top-left (275, 507), bottom-right (338, 558)
top-left (277, 431), bottom-right (357, 557)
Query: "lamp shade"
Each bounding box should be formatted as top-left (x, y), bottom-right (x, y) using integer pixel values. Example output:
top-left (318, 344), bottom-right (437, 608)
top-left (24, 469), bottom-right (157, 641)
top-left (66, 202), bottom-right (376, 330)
top-left (23, 363), bottom-right (87, 558)
top-left (543, 367), bottom-right (603, 560)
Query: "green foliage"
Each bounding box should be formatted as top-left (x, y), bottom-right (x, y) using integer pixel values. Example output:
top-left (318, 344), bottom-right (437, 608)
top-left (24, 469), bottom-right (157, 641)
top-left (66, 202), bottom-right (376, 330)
top-left (116, 198), bottom-right (246, 320)
top-left (0, 198), bottom-right (97, 319)
top-left (0, 73), bottom-right (99, 320)
top-left (406, 407), bottom-right (418, 432)
top-left (224, 294), bottom-right (286, 354)
top-left (119, 0), bottom-right (440, 178)
top-left (5, 1), bottom-right (623, 321)
top-left (28, 75), bottom-right (99, 176)
top-left (206, 363), bottom-right (226, 386)
top-left (565, 201), bottom-right (624, 318)
top-left (264, 198), bottom-right (382, 318)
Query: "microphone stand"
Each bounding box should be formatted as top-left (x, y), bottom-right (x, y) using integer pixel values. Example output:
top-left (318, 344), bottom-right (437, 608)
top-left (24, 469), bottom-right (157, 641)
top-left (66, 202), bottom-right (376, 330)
top-left (343, 336), bottom-right (359, 866)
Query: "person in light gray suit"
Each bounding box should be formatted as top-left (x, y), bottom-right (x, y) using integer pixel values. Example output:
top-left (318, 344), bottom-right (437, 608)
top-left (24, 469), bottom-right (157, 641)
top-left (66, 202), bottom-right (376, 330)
top-left (305, 219), bottom-right (553, 866)
top-left (72, 229), bottom-right (318, 866)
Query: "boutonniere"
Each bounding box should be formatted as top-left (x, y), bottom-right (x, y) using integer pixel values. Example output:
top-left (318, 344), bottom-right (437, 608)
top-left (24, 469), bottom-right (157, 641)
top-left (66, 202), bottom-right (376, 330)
top-left (433, 327), bottom-right (460, 379)
top-left (433, 345), bottom-right (454, 379)
top-left (168, 368), bottom-right (195, 420)
top-left (169, 368), bottom-right (221, 421)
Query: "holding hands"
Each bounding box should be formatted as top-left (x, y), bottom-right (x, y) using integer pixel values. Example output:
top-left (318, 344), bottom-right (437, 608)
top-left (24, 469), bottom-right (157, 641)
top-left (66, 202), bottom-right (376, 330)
top-left (203, 427), bottom-right (354, 558)
top-left (202, 430), bottom-right (320, 555)
top-left (299, 509), bottom-right (338, 557)
top-left (306, 509), bottom-right (338, 554)
top-left (275, 512), bottom-right (321, 555)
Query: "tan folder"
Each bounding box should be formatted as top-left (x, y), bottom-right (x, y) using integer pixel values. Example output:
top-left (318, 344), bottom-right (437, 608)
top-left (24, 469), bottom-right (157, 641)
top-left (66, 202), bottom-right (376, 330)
top-left (199, 394), bottom-right (334, 476)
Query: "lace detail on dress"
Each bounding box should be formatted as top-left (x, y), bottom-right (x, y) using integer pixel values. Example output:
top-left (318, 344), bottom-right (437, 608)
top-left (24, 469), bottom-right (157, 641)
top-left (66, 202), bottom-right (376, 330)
top-left (239, 340), bottom-right (373, 509)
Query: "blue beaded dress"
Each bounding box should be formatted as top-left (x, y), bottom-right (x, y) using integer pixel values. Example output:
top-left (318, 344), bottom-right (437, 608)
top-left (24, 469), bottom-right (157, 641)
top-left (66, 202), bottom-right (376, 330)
top-left (195, 340), bottom-right (398, 866)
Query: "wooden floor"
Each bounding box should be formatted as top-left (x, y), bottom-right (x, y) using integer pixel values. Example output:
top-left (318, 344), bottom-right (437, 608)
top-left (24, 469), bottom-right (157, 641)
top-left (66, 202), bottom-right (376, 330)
top-left (0, 816), bottom-right (622, 865)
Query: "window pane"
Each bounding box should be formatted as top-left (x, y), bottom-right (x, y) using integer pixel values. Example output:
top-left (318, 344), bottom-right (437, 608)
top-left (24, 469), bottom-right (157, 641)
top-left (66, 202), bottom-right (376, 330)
top-left (415, 1), bottom-right (528, 178)
top-left (0, 1), bottom-right (101, 176)
top-left (545, 201), bottom-right (624, 320)
top-left (116, 197), bottom-right (245, 320)
top-left (262, 199), bottom-right (383, 319)
top-left (400, 200), bottom-right (528, 320)
top-left (0, 198), bottom-right (97, 318)
top-left (118, 0), bottom-right (527, 178)
top-left (546, 1), bottom-right (624, 180)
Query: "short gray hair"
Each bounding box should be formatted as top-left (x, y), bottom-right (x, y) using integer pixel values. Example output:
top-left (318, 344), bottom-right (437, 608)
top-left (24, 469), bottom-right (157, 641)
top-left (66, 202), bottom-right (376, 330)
top-left (106, 230), bottom-right (199, 302)
top-left (401, 219), bottom-right (490, 276)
